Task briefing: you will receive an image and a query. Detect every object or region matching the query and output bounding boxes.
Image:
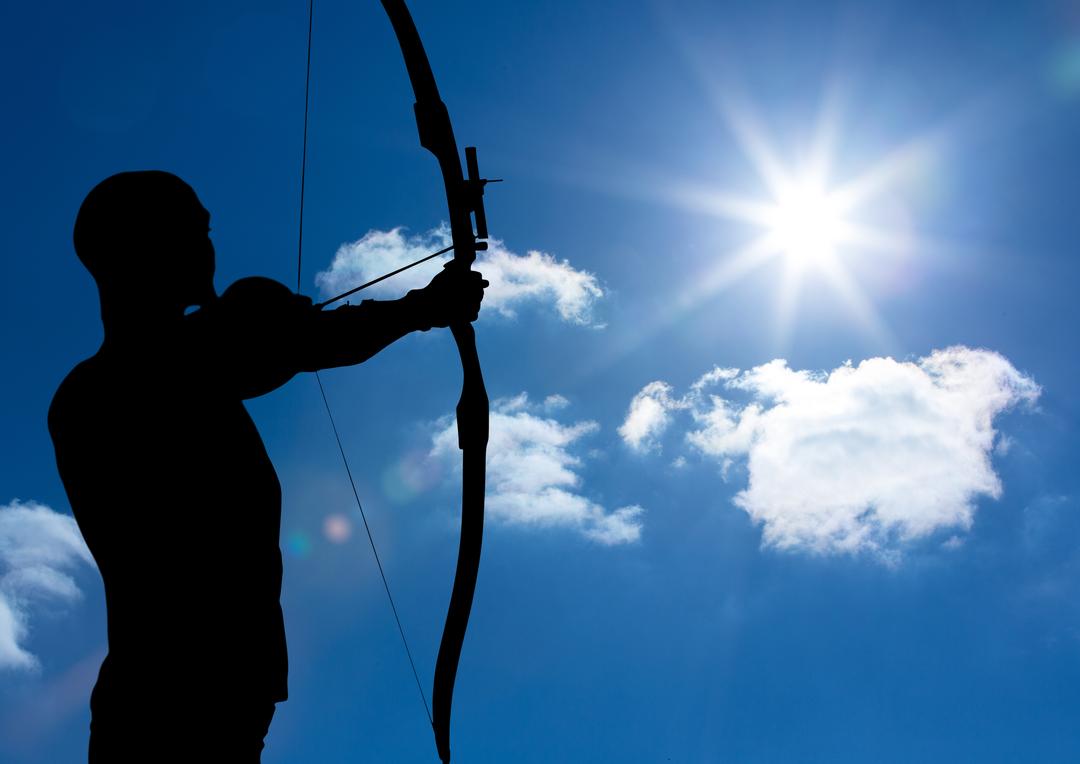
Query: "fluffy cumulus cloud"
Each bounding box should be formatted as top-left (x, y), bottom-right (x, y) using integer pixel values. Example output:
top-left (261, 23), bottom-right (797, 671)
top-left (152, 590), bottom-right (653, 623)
top-left (620, 347), bottom-right (1039, 559)
top-left (0, 500), bottom-right (95, 670)
top-left (314, 226), bottom-right (605, 326)
top-left (431, 394), bottom-right (643, 545)
top-left (618, 381), bottom-right (680, 452)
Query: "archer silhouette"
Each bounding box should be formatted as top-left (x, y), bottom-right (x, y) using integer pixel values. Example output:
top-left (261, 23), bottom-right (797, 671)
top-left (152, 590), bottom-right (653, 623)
top-left (48, 170), bottom-right (486, 762)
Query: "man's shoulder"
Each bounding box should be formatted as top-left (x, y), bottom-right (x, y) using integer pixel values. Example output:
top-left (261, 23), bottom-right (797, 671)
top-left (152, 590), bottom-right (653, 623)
top-left (222, 276), bottom-right (296, 303)
top-left (213, 277), bottom-right (313, 323)
top-left (187, 277), bottom-right (311, 336)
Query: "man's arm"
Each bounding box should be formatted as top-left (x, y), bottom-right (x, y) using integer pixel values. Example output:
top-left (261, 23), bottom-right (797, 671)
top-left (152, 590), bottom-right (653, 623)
top-left (299, 264), bottom-right (487, 371)
top-left (301, 291), bottom-right (430, 371)
top-left (201, 266), bottom-right (486, 398)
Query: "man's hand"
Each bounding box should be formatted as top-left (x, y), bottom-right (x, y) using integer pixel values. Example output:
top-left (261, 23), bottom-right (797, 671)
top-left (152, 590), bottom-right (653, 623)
top-left (407, 264), bottom-right (488, 331)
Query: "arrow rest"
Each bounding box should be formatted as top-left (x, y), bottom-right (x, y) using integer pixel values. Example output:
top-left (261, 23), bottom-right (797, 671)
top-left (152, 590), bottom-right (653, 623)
top-left (464, 145), bottom-right (501, 244)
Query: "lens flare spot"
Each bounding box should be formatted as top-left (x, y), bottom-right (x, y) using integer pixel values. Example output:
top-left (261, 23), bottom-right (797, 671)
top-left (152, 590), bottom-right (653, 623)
top-left (323, 513), bottom-right (352, 543)
top-left (285, 531), bottom-right (311, 559)
top-left (1050, 41), bottom-right (1080, 96)
top-left (382, 449), bottom-right (442, 503)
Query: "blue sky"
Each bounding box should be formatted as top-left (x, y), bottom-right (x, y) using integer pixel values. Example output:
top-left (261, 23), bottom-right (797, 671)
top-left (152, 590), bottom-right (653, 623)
top-left (2, 0), bottom-right (1079, 761)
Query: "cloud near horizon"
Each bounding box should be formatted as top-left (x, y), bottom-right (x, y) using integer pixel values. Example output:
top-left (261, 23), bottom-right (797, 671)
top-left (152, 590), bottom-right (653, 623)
top-left (314, 226), bottom-right (605, 327)
top-left (431, 394), bottom-right (643, 545)
top-left (0, 500), bottom-right (95, 671)
top-left (620, 347), bottom-right (1039, 560)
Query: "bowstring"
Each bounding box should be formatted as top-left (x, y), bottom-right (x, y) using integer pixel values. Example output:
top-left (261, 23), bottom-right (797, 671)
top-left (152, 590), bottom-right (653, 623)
top-left (294, 0), bottom-right (433, 727)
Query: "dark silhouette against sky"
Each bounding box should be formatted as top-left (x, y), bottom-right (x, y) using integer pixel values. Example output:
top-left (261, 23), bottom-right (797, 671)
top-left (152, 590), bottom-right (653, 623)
top-left (47, 171), bottom-right (484, 761)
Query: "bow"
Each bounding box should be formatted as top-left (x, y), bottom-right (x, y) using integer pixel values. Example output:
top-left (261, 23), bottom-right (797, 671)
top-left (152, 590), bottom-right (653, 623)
top-left (378, 2), bottom-right (492, 761)
top-left (296, 2), bottom-right (492, 759)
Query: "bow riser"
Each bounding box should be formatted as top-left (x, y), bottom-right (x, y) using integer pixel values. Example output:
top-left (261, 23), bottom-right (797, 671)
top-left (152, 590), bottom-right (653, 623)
top-left (413, 103), bottom-right (492, 265)
top-left (380, 1), bottom-right (493, 761)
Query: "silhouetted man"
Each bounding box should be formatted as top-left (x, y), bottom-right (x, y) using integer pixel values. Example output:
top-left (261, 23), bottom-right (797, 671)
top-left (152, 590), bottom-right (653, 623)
top-left (48, 170), bottom-right (485, 762)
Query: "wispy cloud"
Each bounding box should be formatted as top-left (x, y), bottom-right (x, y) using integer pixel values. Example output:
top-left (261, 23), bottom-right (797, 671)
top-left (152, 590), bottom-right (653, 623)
top-left (620, 347), bottom-right (1039, 560)
top-left (0, 500), bottom-right (95, 671)
top-left (314, 226), bottom-right (605, 326)
top-left (431, 394), bottom-right (643, 545)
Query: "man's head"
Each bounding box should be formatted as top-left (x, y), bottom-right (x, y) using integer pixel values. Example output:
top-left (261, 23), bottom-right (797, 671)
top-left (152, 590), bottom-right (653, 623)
top-left (74, 171), bottom-right (216, 309)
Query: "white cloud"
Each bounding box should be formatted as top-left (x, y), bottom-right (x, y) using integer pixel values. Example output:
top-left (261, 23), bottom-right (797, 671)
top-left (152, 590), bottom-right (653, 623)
top-left (618, 381), bottom-right (682, 452)
top-left (542, 394), bottom-right (570, 412)
top-left (314, 226), bottom-right (605, 326)
top-left (620, 347), bottom-right (1039, 559)
top-left (0, 500), bottom-right (94, 670)
top-left (431, 395), bottom-right (643, 544)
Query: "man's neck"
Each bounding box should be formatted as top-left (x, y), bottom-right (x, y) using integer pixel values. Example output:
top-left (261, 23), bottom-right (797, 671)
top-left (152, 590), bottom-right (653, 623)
top-left (100, 297), bottom-right (185, 347)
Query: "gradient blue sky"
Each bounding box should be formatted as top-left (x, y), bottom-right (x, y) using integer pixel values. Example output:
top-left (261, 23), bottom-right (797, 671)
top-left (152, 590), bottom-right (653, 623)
top-left (2, 0), bottom-right (1079, 762)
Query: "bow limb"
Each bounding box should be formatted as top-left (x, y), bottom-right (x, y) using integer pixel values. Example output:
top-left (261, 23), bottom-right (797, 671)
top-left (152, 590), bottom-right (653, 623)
top-left (379, 1), bottom-right (491, 761)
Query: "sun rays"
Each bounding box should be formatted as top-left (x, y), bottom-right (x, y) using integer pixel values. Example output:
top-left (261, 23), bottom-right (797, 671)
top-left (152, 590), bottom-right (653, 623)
top-left (662, 88), bottom-right (942, 350)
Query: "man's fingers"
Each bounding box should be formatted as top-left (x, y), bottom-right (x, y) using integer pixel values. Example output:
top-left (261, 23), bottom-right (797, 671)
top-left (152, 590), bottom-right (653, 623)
top-left (419, 265), bottom-right (487, 326)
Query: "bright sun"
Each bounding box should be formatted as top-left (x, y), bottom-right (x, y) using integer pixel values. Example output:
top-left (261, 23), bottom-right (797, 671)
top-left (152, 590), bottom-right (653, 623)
top-left (660, 93), bottom-right (931, 347)
top-left (765, 180), bottom-right (846, 267)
